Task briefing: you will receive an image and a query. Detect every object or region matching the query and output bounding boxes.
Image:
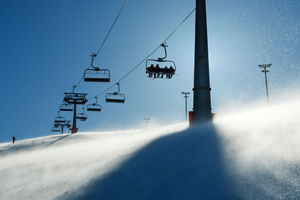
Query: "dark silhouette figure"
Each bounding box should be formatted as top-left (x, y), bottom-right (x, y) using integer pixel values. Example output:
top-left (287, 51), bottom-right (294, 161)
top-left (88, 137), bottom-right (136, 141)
top-left (153, 64), bottom-right (159, 78)
top-left (168, 66), bottom-right (175, 78)
top-left (147, 64), bottom-right (155, 78)
top-left (169, 66), bottom-right (175, 74)
top-left (12, 136), bottom-right (16, 144)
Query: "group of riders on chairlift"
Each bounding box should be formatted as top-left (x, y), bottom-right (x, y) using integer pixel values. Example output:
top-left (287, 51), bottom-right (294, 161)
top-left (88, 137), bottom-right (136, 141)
top-left (146, 64), bottom-right (175, 79)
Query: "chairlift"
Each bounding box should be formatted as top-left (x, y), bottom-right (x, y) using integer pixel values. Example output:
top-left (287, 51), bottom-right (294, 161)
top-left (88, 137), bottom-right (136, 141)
top-left (59, 103), bottom-right (73, 112)
top-left (51, 126), bottom-right (60, 132)
top-left (76, 107), bottom-right (88, 121)
top-left (83, 53), bottom-right (110, 82)
top-left (54, 119), bottom-right (71, 128)
top-left (145, 43), bottom-right (176, 79)
top-left (64, 92), bottom-right (88, 105)
top-left (105, 83), bottom-right (125, 103)
top-left (54, 112), bottom-right (66, 124)
top-left (87, 97), bottom-right (102, 112)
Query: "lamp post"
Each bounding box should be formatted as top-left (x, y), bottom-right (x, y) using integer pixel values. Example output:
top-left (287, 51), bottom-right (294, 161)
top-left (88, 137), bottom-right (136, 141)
top-left (258, 64), bottom-right (272, 104)
top-left (144, 118), bottom-right (151, 129)
top-left (181, 92), bottom-right (190, 122)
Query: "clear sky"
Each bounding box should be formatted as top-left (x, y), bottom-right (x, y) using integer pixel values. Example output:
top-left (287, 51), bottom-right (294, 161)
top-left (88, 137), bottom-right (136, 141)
top-left (1, 0), bottom-right (300, 141)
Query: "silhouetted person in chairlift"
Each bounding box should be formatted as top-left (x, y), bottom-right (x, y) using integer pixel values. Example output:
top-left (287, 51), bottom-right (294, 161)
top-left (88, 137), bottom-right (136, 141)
top-left (168, 66), bottom-right (175, 78)
top-left (12, 136), bottom-right (16, 144)
top-left (169, 66), bottom-right (175, 74)
top-left (148, 64), bottom-right (155, 78)
top-left (154, 64), bottom-right (160, 78)
top-left (161, 66), bottom-right (169, 78)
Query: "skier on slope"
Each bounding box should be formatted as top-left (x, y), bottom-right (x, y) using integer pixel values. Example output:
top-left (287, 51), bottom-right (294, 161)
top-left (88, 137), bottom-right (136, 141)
top-left (12, 136), bottom-right (16, 144)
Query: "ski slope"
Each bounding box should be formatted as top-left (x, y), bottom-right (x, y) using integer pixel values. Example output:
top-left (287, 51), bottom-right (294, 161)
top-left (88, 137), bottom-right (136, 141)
top-left (1, 99), bottom-right (300, 200)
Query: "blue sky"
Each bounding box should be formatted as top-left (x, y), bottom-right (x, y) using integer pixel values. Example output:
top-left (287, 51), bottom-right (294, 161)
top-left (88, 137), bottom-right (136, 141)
top-left (0, 0), bottom-right (300, 141)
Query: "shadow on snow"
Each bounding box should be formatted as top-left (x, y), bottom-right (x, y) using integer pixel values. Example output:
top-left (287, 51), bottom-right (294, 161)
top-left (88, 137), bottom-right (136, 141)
top-left (59, 124), bottom-right (263, 200)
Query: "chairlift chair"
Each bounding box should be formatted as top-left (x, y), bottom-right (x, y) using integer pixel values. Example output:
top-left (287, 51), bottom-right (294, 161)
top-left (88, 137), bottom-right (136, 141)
top-left (105, 83), bottom-right (125, 103)
top-left (51, 126), bottom-right (60, 132)
top-left (76, 107), bottom-right (88, 121)
top-left (87, 97), bottom-right (102, 112)
top-left (59, 103), bottom-right (73, 112)
top-left (54, 116), bottom-right (66, 124)
top-left (83, 53), bottom-right (110, 82)
top-left (145, 43), bottom-right (176, 79)
top-left (64, 93), bottom-right (88, 105)
top-left (54, 119), bottom-right (71, 127)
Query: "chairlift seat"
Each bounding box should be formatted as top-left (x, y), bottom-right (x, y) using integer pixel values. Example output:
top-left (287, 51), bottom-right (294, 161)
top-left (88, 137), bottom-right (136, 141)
top-left (54, 116), bottom-right (66, 124)
top-left (51, 127), bottom-right (60, 132)
top-left (60, 108), bottom-right (73, 111)
top-left (59, 104), bottom-right (73, 112)
top-left (76, 111), bottom-right (87, 121)
top-left (55, 119), bottom-right (66, 123)
top-left (64, 93), bottom-right (88, 104)
top-left (145, 59), bottom-right (176, 79)
top-left (80, 116), bottom-right (87, 121)
top-left (84, 68), bottom-right (110, 82)
top-left (87, 106), bottom-right (101, 112)
top-left (105, 93), bottom-right (125, 103)
top-left (76, 116), bottom-right (87, 121)
top-left (106, 98), bottom-right (125, 103)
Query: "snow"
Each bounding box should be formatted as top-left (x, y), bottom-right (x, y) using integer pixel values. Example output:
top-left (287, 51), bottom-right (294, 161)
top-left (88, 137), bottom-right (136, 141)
top-left (0, 99), bottom-right (300, 200)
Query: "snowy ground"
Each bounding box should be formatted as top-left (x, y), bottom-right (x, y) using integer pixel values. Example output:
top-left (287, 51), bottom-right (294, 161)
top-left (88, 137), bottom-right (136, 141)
top-left (0, 99), bottom-right (300, 200)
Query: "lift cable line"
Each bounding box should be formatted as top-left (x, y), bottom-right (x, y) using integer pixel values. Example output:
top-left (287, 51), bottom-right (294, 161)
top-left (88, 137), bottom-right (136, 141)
top-left (72, 0), bottom-right (128, 89)
top-left (95, 0), bottom-right (128, 58)
top-left (91, 8), bottom-right (196, 100)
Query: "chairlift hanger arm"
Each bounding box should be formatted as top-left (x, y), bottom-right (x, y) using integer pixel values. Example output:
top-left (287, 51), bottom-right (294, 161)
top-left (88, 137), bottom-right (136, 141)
top-left (90, 53), bottom-right (99, 69)
top-left (72, 85), bottom-right (77, 93)
top-left (158, 43), bottom-right (168, 61)
top-left (116, 83), bottom-right (121, 93)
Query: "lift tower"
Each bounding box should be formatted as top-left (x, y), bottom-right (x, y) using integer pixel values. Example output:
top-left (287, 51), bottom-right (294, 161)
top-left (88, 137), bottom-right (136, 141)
top-left (63, 86), bottom-right (87, 134)
top-left (193, 0), bottom-right (212, 123)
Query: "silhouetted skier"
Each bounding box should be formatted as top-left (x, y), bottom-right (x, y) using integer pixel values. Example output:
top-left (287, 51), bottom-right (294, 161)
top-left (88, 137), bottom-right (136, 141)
top-left (12, 136), bottom-right (16, 144)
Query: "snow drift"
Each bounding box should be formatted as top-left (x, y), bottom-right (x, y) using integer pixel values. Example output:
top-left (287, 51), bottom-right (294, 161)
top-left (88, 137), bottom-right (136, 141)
top-left (0, 98), bottom-right (300, 200)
